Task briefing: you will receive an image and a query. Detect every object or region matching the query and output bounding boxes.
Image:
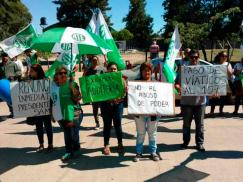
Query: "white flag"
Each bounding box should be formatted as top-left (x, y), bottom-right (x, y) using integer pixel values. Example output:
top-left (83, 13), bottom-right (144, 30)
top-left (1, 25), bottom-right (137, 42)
top-left (163, 25), bottom-right (182, 83)
top-left (0, 24), bottom-right (37, 58)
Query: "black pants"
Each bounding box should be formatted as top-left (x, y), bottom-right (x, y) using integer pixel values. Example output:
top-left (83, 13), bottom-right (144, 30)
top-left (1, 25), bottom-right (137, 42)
top-left (100, 102), bottom-right (124, 146)
top-left (210, 96), bottom-right (227, 113)
top-left (182, 105), bottom-right (205, 146)
top-left (234, 95), bottom-right (243, 113)
top-left (35, 115), bottom-right (53, 145)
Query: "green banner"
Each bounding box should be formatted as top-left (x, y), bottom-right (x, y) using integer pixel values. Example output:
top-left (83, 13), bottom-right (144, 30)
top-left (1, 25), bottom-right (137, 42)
top-left (79, 72), bottom-right (124, 103)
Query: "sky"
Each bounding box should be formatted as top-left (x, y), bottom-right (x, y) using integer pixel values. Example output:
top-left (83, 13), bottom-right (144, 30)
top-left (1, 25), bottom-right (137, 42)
top-left (21, 0), bottom-right (165, 34)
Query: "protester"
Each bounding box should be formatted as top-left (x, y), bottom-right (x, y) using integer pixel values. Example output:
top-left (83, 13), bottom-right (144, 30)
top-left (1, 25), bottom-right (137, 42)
top-left (83, 56), bottom-right (105, 129)
top-left (82, 54), bottom-right (92, 73)
top-left (51, 65), bottom-right (82, 161)
top-left (175, 50), bottom-right (206, 152)
top-left (125, 60), bottom-right (132, 69)
top-left (209, 51), bottom-right (234, 115)
top-left (27, 64), bottom-right (53, 152)
top-left (24, 49), bottom-right (38, 76)
top-left (233, 57), bottom-right (243, 115)
top-left (100, 62), bottom-right (126, 155)
top-left (11, 56), bottom-right (24, 77)
top-left (179, 48), bottom-right (191, 67)
top-left (150, 40), bottom-right (160, 59)
top-left (133, 62), bottom-right (160, 162)
top-left (0, 52), bottom-right (21, 117)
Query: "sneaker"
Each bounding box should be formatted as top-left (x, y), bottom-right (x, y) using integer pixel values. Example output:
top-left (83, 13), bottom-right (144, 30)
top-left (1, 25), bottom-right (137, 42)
top-left (150, 153), bottom-right (160, 161)
top-left (233, 111), bottom-right (238, 115)
top-left (61, 153), bottom-right (72, 161)
top-left (117, 144), bottom-right (125, 154)
top-left (103, 145), bottom-right (111, 155)
top-left (196, 144), bottom-right (205, 152)
top-left (36, 145), bottom-right (44, 152)
top-left (133, 153), bottom-right (142, 162)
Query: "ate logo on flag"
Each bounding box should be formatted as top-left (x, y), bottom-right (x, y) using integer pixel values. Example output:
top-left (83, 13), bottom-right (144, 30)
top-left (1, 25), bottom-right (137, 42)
top-left (71, 33), bottom-right (86, 42)
top-left (62, 53), bottom-right (72, 65)
top-left (61, 43), bottom-right (71, 51)
top-left (13, 35), bottom-right (29, 49)
top-left (99, 25), bottom-right (106, 39)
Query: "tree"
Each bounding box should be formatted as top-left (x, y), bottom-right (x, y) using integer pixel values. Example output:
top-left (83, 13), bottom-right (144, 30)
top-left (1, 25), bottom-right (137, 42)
top-left (162, 0), bottom-right (242, 61)
top-left (123, 0), bottom-right (153, 50)
top-left (0, 0), bottom-right (32, 40)
top-left (52, 0), bottom-right (111, 28)
top-left (111, 29), bottom-right (134, 41)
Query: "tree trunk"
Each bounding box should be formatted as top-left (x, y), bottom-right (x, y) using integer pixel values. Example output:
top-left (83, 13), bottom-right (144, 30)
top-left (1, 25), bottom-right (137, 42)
top-left (200, 41), bottom-right (208, 62)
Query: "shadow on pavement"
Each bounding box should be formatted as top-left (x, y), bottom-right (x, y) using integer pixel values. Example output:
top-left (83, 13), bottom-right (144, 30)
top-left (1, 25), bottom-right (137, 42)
top-left (145, 150), bottom-right (243, 182)
top-left (0, 147), bottom-right (64, 175)
top-left (157, 126), bottom-right (195, 134)
top-left (0, 115), bottom-right (9, 122)
top-left (88, 129), bottom-right (136, 140)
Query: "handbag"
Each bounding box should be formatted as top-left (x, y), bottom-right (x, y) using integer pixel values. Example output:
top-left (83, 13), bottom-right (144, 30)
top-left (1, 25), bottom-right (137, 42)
top-left (26, 117), bottom-right (36, 125)
top-left (73, 104), bottom-right (83, 127)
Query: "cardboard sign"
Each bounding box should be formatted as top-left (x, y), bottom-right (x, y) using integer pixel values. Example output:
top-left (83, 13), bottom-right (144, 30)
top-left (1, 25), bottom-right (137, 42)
top-left (128, 81), bottom-right (175, 115)
top-left (10, 79), bottom-right (50, 118)
top-left (80, 72), bottom-right (124, 103)
top-left (181, 65), bottom-right (227, 96)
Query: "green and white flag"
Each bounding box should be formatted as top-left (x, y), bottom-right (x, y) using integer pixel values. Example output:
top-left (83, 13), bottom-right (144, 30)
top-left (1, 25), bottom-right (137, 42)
top-left (0, 24), bottom-right (37, 58)
top-left (87, 9), bottom-right (125, 70)
top-left (45, 52), bottom-right (78, 78)
top-left (163, 25), bottom-right (182, 83)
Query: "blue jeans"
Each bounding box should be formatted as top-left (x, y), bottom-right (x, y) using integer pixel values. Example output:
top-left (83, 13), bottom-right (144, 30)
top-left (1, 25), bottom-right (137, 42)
top-left (35, 115), bottom-right (53, 145)
top-left (100, 101), bottom-right (124, 146)
top-left (181, 105), bottom-right (205, 146)
top-left (135, 116), bottom-right (158, 154)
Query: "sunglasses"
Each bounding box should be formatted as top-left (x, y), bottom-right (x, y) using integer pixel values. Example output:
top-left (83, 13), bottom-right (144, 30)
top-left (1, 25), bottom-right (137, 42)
top-left (58, 71), bottom-right (67, 76)
top-left (221, 55), bottom-right (227, 57)
top-left (190, 56), bottom-right (199, 59)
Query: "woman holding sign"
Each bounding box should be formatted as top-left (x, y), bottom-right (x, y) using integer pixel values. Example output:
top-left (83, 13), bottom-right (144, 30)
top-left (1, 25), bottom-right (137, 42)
top-left (133, 62), bottom-right (160, 162)
top-left (28, 64), bottom-right (53, 152)
top-left (51, 65), bottom-right (82, 161)
top-left (100, 62), bottom-right (126, 155)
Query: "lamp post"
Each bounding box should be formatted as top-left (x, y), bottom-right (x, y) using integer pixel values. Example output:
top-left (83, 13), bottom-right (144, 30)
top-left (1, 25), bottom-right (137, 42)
top-left (39, 17), bottom-right (49, 68)
top-left (40, 17), bottom-right (47, 31)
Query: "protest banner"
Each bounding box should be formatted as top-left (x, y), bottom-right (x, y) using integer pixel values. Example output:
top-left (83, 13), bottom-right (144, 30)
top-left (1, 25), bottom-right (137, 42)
top-left (10, 79), bottom-right (50, 118)
top-left (181, 65), bottom-right (227, 96)
top-left (128, 81), bottom-right (175, 115)
top-left (79, 72), bottom-right (124, 103)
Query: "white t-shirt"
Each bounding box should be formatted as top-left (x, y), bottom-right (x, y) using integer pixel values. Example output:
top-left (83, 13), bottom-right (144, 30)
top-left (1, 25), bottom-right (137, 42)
top-left (15, 60), bottom-right (24, 75)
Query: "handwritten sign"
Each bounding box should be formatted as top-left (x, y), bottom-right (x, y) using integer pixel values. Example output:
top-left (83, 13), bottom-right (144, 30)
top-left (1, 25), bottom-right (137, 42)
top-left (181, 65), bottom-right (227, 96)
top-left (79, 72), bottom-right (124, 103)
top-left (128, 81), bottom-right (175, 115)
top-left (10, 79), bottom-right (50, 117)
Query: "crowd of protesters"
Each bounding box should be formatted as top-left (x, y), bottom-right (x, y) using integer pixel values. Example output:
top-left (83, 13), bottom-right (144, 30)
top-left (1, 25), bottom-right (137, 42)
top-left (0, 45), bottom-right (242, 162)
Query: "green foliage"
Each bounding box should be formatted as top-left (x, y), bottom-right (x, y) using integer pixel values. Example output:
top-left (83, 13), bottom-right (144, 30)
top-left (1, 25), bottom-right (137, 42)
top-left (123, 0), bottom-right (153, 50)
top-left (162, 0), bottom-right (242, 49)
top-left (0, 0), bottom-right (32, 40)
top-left (111, 29), bottom-right (133, 41)
top-left (52, 0), bottom-right (111, 28)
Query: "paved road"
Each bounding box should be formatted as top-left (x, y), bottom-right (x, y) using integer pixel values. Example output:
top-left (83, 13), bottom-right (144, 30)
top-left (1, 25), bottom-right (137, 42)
top-left (0, 101), bottom-right (243, 182)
